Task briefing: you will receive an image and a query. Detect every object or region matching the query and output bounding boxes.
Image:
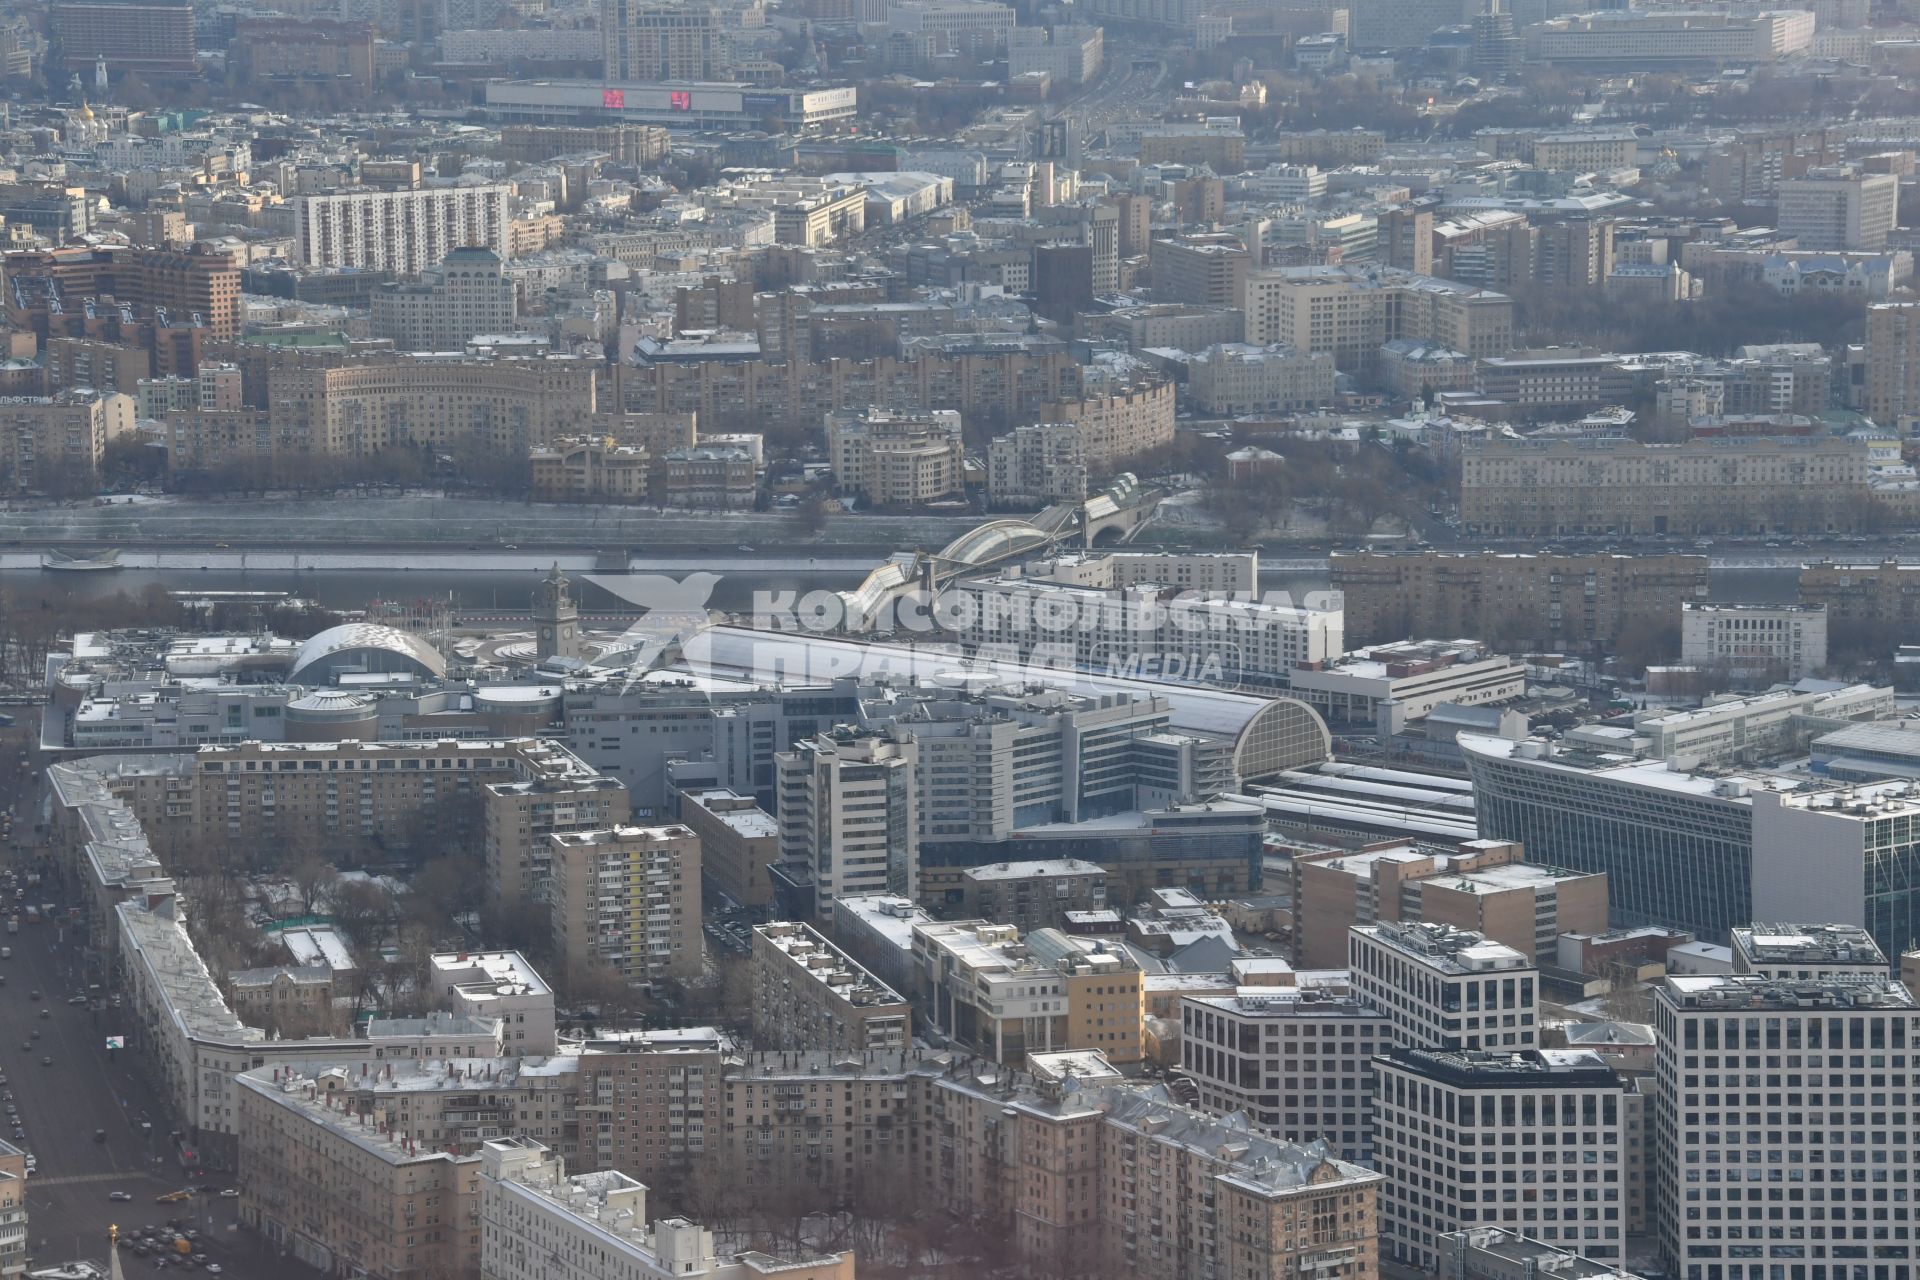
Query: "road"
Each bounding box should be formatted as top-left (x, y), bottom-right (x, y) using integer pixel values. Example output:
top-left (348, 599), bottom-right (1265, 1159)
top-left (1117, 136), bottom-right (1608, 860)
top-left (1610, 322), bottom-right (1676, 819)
top-left (0, 877), bottom-right (313, 1280)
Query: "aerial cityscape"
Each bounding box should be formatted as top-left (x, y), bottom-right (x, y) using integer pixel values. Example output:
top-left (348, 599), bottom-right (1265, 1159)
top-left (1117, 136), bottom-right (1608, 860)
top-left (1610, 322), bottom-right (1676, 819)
top-left (0, 0), bottom-right (1919, 1276)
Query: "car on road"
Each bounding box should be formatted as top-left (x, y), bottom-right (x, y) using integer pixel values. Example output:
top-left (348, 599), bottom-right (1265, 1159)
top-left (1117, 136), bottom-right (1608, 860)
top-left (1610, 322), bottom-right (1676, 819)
top-left (205, 1266), bottom-right (221, 1274)
top-left (111, 1191), bottom-right (132, 1201)
top-left (38, 1056), bottom-right (48, 1066)
top-left (217, 1189), bottom-right (238, 1198)
top-left (26, 990), bottom-right (36, 1000)
top-left (36, 1008), bottom-right (47, 1019)
top-left (94, 1128), bottom-right (106, 1142)
top-left (66, 994), bottom-right (85, 1005)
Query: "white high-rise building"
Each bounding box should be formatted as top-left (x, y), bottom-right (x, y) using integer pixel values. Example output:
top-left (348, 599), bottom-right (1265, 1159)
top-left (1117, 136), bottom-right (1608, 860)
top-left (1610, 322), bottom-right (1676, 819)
top-left (775, 728), bottom-right (917, 911)
top-left (1374, 1047), bottom-right (1631, 1269)
top-left (1348, 921), bottom-right (1539, 1051)
top-left (292, 184), bottom-right (512, 275)
top-left (1653, 975), bottom-right (1919, 1280)
top-left (1778, 168), bottom-right (1899, 252)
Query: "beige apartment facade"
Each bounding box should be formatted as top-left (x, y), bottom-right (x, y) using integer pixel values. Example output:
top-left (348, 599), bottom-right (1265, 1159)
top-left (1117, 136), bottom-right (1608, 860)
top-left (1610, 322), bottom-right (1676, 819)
top-left (749, 921), bottom-right (911, 1051)
top-left (237, 1068), bottom-right (484, 1280)
top-left (1243, 267), bottom-right (1513, 367)
top-left (548, 825), bottom-right (703, 990)
top-left (1461, 436), bottom-right (1874, 536)
top-left (1042, 376), bottom-right (1175, 468)
top-left (1328, 549), bottom-right (1712, 653)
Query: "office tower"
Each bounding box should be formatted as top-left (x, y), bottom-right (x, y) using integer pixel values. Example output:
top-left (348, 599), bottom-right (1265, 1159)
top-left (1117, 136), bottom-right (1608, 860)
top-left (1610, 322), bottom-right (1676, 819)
top-left (1777, 167), bottom-right (1899, 251)
top-left (775, 729), bottom-right (917, 910)
top-left (1349, 922), bottom-right (1539, 1051)
top-left (602, 0), bottom-right (722, 81)
top-left (1375, 1048), bottom-right (1630, 1268)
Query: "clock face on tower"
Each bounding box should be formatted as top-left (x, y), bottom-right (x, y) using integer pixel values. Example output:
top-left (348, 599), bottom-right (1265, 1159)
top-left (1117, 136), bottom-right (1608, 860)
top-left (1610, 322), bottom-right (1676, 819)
top-left (541, 627), bottom-right (553, 641)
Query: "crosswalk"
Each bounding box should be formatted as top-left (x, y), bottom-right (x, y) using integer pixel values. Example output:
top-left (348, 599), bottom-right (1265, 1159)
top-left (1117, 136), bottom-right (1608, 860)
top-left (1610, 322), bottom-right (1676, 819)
top-left (30, 1172), bottom-right (144, 1187)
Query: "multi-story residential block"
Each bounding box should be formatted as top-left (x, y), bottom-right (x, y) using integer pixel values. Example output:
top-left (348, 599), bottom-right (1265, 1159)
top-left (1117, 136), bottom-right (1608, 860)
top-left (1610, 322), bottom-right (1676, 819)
top-left (236, 1067), bottom-right (485, 1279)
top-left (49, 0), bottom-right (196, 74)
top-left (602, 0), bottom-right (722, 80)
top-left (478, 1138), bottom-right (856, 1280)
top-left (430, 952), bottom-right (556, 1055)
top-left (1863, 301), bottom-right (1920, 424)
top-left (1375, 1048), bottom-right (1630, 1267)
top-left (1328, 550), bottom-right (1711, 654)
top-left (987, 421), bottom-right (1088, 505)
top-left (1291, 839), bottom-right (1608, 968)
top-left (1802, 558), bottom-right (1920, 638)
top-left (291, 184), bottom-right (512, 275)
top-left (1349, 921), bottom-right (1538, 1051)
top-left (1041, 375), bottom-right (1175, 469)
top-left (750, 921), bottom-right (911, 1051)
top-left (483, 748), bottom-right (632, 910)
top-left (775, 728), bottom-right (917, 909)
top-left (823, 407), bottom-right (964, 506)
top-left (949, 567), bottom-right (1342, 688)
top-left (1243, 266), bottom-right (1514, 365)
top-left (548, 825), bottom-right (703, 989)
top-left (1679, 602), bottom-right (1828, 681)
top-left (498, 124), bottom-right (671, 167)
top-left (1184, 342), bottom-right (1338, 416)
top-left (911, 922), bottom-right (1143, 1064)
top-left (1151, 234), bottom-right (1253, 308)
top-left (1778, 167), bottom-right (1899, 251)
top-left (369, 247), bottom-right (518, 352)
top-left (1652, 975), bottom-right (1918, 1280)
top-left (1460, 436), bottom-right (1875, 538)
top-left (958, 859), bottom-right (1109, 933)
top-left (0, 1141), bottom-right (21, 1279)
top-left (0, 390), bottom-right (134, 494)
top-left (676, 788), bottom-right (779, 908)
top-left (1180, 970), bottom-right (1391, 1162)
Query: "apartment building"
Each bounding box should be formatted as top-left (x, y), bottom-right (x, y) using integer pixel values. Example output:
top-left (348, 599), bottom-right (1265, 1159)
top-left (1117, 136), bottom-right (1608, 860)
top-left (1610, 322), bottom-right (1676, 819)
top-left (236, 1067), bottom-right (485, 1279)
top-left (987, 420), bottom-right (1087, 505)
top-left (949, 568), bottom-right (1343, 687)
top-left (958, 859), bottom-right (1108, 933)
top-left (1679, 601), bottom-right (1829, 680)
top-left (1802, 558), bottom-right (1920, 637)
top-left (1151, 234), bottom-right (1253, 308)
top-left (676, 788), bottom-right (778, 908)
top-left (0, 1141), bottom-right (21, 1280)
top-left (369, 247), bottom-right (518, 352)
top-left (431, 951), bottom-right (557, 1054)
top-left (1778, 167), bottom-right (1899, 252)
top-left (1461, 436), bottom-right (1875, 538)
top-left (1329, 550), bottom-right (1712, 654)
top-left (1184, 342), bottom-right (1338, 416)
top-left (823, 407), bottom-right (965, 506)
top-left (498, 124), bottom-right (671, 167)
top-left (911, 922), bottom-right (1143, 1064)
top-left (1652, 975), bottom-right (1918, 1280)
top-left (548, 825), bottom-right (704, 989)
top-left (1349, 921), bottom-right (1539, 1052)
top-left (750, 921), bottom-right (911, 1051)
top-left (291, 184), bottom-right (512, 275)
top-left (1291, 839), bottom-right (1608, 968)
top-left (658, 446), bottom-right (757, 509)
top-left (1242, 266), bottom-right (1514, 366)
top-left (830, 896), bottom-right (935, 997)
top-left (478, 1138), bottom-right (855, 1280)
top-left (1375, 1048), bottom-right (1630, 1267)
top-left (1041, 376), bottom-right (1175, 469)
top-left (1180, 971), bottom-right (1391, 1162)
top-left (2, 244), bottom-right (244, 343)
top-left (0, 390), bottom-right (135, 494)
top-left (775, 728), bottom-right (916, 909)
top-left (483, 751), bottom-right (632, 910)
top-left (1863, 301), bottom-right (1920, 424)
top-left (261, 353), bottom-right (599, 457)
top-left (602, 0), bottom-right (723, 80)
top-left (226, 964), bottom-right (336, 1037)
